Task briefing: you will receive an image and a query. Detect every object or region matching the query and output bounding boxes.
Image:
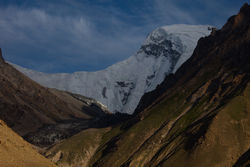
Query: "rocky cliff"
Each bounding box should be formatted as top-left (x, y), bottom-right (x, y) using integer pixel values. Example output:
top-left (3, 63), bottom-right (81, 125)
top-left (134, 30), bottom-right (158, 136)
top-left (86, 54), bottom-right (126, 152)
top-left (88, 3), bottom-right (250, 167)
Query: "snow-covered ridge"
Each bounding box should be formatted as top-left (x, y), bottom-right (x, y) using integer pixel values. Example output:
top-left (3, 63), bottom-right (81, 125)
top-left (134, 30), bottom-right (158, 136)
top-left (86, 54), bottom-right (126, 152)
top-left (12, 24), bottom-right (212, 114)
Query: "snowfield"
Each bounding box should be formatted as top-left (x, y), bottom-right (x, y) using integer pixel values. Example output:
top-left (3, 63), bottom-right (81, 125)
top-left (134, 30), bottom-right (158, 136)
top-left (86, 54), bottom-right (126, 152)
top-left (12, 24), bottom-right (211, 114)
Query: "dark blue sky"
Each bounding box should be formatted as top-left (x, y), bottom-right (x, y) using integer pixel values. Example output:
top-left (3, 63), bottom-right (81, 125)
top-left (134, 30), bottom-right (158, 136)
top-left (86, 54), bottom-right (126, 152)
top-left (0, 0), bottom-right (247, 73)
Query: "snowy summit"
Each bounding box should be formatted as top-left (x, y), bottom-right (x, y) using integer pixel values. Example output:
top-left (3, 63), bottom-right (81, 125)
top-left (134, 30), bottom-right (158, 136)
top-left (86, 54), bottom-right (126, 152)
top-left (12, 24), bottom-right (212, 114)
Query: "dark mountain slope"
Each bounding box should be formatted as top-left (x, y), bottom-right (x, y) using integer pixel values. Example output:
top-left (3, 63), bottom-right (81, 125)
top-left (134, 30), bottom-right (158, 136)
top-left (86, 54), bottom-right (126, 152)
top-left (0, 49), bottom-right (109, 146)
top-left (135, 2), bottom-right (250, 115)
top-left (89, 3), bottom-right (250, 167)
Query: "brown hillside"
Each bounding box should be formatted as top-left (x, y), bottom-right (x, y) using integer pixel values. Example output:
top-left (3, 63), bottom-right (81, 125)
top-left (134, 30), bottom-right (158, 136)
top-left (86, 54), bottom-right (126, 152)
top-left (0, 50), bottom-right (108, 147)
top-left (0, 120), bottom-right (57, 167)
top-left (89, 3), bottom-right (250, 167)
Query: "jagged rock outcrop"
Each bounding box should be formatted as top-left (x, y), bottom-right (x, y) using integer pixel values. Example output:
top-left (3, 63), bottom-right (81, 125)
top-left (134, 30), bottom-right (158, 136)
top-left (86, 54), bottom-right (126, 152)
top-left (88, 3), bottom-right (250, 167)
top-left (135, 3), bottom-right (250, 115)
top-left (2, 3), bottom-right (250, 167)
top-left (0, 51), bottom-right (109, 147)
top-left (12, 25), bottom-right (211, 114)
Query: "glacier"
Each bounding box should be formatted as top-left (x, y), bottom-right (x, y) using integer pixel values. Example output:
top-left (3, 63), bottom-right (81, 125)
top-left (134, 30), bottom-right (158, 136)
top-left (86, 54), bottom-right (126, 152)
top-left (12, 24), bottom-right (212, 114)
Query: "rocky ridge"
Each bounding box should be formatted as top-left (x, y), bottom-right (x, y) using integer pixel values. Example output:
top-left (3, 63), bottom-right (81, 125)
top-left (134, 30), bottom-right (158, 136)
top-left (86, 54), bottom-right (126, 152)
top-left (13, 25), bottom-right (211, 114)
top-left (84, 3), bottom-right (250, 167)
top-left (0, 53), bottom-right (111, 147)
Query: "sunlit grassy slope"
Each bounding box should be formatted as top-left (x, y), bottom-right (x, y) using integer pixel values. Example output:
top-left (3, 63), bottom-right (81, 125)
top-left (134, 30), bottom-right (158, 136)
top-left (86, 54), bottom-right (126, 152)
top-left (0, 120), bottom-right (57, 167)
top-left (46, 128), bottom-right (110, 167)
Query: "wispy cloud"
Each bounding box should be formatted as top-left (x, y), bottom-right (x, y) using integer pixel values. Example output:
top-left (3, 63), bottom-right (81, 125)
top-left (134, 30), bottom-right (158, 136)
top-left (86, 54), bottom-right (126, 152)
top-left (0, 0), bottom-right (244, 72)
top-left (0, 4), bottom-right (146, 72)
top-left (152, 0), bottom-right (197, 24)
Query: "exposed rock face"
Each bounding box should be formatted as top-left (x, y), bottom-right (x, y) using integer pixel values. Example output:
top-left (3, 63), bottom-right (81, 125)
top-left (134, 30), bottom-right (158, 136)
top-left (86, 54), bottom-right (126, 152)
top-left (12, 25), bottom-right (211, 114)
top-left (88, 3), bottom-right (250, 167)
top-left (135, 3), bottom-right (250, 115)
top-left (0, 52), bottom-right (109, 147)
top-left (2, 4), bottom-right (250, 167)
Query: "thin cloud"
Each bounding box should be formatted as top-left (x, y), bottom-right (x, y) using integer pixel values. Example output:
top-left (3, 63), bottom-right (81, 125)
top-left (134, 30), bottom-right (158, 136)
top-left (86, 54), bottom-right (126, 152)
top-left (152, 0), bottom-right (197, 24)
top-left (0, 5), bottom-right (145, 72)
top-left (0, 0), bottom-right (245, 72)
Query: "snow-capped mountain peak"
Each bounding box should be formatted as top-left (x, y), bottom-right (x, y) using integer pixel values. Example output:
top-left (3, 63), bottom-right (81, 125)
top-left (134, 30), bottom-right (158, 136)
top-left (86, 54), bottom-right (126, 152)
top-left (12, 24), bottom-right (212, 114)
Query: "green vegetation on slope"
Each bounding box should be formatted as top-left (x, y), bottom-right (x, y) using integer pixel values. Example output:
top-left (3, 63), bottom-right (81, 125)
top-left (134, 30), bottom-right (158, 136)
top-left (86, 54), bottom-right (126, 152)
top-left (90, 3), bottom-right (250, 165)
top-left (46, 128), bottom-right (109, 167)
top-left (158, 84), bottom-right (250, 167)
top-left (41, 4), bottom-right (250, 167)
